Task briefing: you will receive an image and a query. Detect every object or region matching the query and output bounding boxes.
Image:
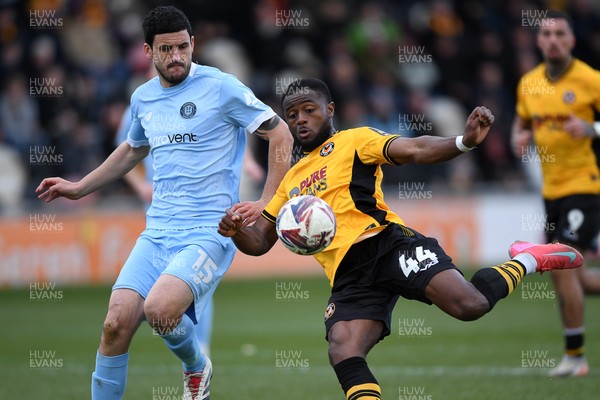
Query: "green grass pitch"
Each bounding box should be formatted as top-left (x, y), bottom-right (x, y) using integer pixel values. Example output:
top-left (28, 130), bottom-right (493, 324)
top-left (1, 273), bottom-right (599, 399)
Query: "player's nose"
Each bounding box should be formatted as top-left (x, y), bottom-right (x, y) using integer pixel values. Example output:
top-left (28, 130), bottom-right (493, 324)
top-left (297, 111), bottom-right (308, 125)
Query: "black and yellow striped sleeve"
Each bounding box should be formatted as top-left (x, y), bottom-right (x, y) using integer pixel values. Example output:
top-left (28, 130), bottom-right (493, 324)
top-left (261, 209), bottom-right (277, 224)
top-left (382, 136), bottom-right (401, 165)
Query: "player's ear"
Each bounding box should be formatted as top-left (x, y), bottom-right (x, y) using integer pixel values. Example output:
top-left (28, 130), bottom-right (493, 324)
top-left (327, 102), bottom-right (335, 118)
top-left (190, 35), bottom-right (195, 50)
top-left (143, 43), bottom-right (153, 59)
top-left (568, 30), bottom-right (575, 49)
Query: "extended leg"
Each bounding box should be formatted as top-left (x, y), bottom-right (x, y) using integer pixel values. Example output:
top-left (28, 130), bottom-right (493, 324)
top-left (426, 269), bottom-right (492, 320)
top-left (427, 240), bottom-right (583, 320)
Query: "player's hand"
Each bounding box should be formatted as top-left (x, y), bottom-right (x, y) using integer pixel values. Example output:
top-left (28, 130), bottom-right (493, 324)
top-left (231, 198), bottom-right (267, 225)
top-left (564, 113), bottom-right (594, 139)
top-left (36, 177), bottom-right (83, 203)
top-left (462, 106), bottom-right (495, 148)
top-left (218, 208), bottom-right (245, 237)
top-left (511, 129), bottom-right (532, 156)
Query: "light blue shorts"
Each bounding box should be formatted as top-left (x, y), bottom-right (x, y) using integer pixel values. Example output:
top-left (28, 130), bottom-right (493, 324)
top-left (113, 227), bottom-right (235, 324)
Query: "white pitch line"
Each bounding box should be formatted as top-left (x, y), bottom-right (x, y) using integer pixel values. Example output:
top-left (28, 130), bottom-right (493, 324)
top-left (17, 363), bottom-right (563, 377)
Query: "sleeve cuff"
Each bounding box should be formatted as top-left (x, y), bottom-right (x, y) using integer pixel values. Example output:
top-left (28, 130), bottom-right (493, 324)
top-left (383, 136), bottom-right (401, 165)
top-left (261, 209), bottom-right (277, 224)
top-left (127, 138), bottom-right (149, 148)
top-left (246, 109), bottom-right (277, 134)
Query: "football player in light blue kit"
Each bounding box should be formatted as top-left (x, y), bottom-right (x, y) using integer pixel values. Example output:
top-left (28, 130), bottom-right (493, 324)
top-left (115, 106), bottom-right (215, 358)
top-left (36, 6), bottom-right (293, 400)
top-left (115, 108), bottom-right (264, 359)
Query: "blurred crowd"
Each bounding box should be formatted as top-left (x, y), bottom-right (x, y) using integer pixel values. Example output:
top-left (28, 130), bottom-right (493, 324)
top-left (1, 0), bottom-right (600, 213)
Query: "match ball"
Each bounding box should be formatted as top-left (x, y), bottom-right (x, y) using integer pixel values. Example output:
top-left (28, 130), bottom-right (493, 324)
top-left (276, 195), bottom-right (336, 255)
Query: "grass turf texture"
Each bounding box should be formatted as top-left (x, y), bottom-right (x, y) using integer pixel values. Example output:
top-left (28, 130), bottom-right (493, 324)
top-left (1, 273), bottom-right (599, 399)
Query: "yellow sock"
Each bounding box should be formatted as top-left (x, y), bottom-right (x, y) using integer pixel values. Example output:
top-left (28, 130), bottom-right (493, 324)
top-left (347, 383), bottom-right (381, 400)
top-left (566, 347), bottom-right (584, 357)
top-left (492, 261), bottom-right (526, 295)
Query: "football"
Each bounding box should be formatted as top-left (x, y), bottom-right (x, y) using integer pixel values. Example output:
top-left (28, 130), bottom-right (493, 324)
top-left (276, 195), bottom-right (336, 255)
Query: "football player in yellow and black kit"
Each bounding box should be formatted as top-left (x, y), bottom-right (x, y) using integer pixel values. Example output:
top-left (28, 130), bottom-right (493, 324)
top-left (512, 10), bottom-right (600, 378)
top-left (220, 78), bottom-right (583, 399)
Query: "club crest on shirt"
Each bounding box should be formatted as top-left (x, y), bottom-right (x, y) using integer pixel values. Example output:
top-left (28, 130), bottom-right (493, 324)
top-left (289, 187), bottom-right (301, 198)
top-left (320, 142), bottom-right (334, 157)
top-left (324, 303), bottom-right (336, 321)
top-left (563, 91), bottom-right (575, 104)
top-left (180, 102), bottom-right (197, 119)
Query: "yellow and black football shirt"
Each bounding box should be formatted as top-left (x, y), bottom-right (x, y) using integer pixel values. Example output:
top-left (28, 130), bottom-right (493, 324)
top-left (262, 127), bottom-right (404, 286)
top-left (516, 58), bottom-right (600, 200)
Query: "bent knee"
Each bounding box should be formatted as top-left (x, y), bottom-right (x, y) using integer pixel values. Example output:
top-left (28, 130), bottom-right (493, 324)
top-left (328, 326), bottom-right (356, 364)
top-left (143, 300), bottom-right (182, 331)
top-left (451, 297), bottom-right (489, 321)
top-left (327, 321), bottom-right (382, 365)
top-left (328, 342), bottom-right (356, 366)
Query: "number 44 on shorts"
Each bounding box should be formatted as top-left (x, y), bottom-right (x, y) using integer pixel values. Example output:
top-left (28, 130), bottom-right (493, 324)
top-left (399, 246), bottom-right (439, 277)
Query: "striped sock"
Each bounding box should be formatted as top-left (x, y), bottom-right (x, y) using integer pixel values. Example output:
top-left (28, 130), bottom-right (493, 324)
top-left (346, 383), bottom-right (381, 400)
top-left (471, 261), bottom-right (526, 309)
top-left (564, 327), bottom-right (585, 357)
top-left (334, 357), bottom-right (381, 400)
top-left (492, 261), bottom-right (526, 294)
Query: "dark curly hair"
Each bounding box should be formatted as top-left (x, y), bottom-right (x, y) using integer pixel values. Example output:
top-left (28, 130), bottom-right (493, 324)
top-left (281, 78), bottom-right (332, 111)
top-left (142, 6), bottom-right (193, 46)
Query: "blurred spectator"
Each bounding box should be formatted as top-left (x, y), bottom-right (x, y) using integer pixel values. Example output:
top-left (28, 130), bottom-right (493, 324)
top-left (0, 73), bottom-right (41, 155)
top-left (0, 72), bottom-right (49, 200)
top-left (0, 145), bottom-right (26, 214)
top-left (338, 96), bottom-right (368, 130)
top-left (365, 68), bottom-right (401, 134)
top-left (346, 1), bottom-right (401, 75)
top-left (429, 0), bottom-right (464, 37)
top-left (194, 21), bottom-right (252, 84)
top-left (2, 0), bottom-right (600, 211)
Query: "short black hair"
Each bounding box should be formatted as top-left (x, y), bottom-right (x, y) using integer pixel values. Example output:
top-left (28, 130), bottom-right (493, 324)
top-left (543, 10), bottom-right (574, 32)
top-left (142, 6), bottom-right (193, 47)
top-left (281, 78), bottom-right (332, 110)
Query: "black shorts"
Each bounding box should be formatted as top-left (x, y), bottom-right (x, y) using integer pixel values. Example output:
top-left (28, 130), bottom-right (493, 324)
top-left (544, 194), bottom-right (600, 251)
top-left (324, 223), bottom-right (459, 342)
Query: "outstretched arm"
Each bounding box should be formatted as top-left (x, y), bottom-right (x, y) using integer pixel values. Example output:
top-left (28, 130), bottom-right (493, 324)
top-left (388, 106), bottom-right (494, 164)
top-left (36, 142), bottom-right (150, 202)
top-left (233, 116), bottom-right (293, 223)
top-left (218, 209), bottom-right (279, 256)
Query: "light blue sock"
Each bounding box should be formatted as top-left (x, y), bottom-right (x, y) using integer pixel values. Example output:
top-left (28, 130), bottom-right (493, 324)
top-left (161, 314), bottom-right (206, 373)
top-left (195, 298), bottom-right (213, 356)
top-left (91, 352), bottom-right (129, 400)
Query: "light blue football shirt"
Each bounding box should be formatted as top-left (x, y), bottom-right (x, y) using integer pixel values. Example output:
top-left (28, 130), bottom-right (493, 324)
top-left (127, 63), bottom-right (275, 230)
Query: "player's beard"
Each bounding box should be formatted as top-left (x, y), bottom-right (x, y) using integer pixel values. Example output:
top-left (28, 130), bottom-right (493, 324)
top-left (298, 122), bottom-right (334, 152)
top-left (156, 61), bottom-right (191, 86)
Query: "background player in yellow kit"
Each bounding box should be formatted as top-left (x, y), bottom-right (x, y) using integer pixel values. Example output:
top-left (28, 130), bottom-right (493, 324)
top-left (512, 10), bottom-right (600, 377)
top-left (219, 78), bottom-right (583, 399)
